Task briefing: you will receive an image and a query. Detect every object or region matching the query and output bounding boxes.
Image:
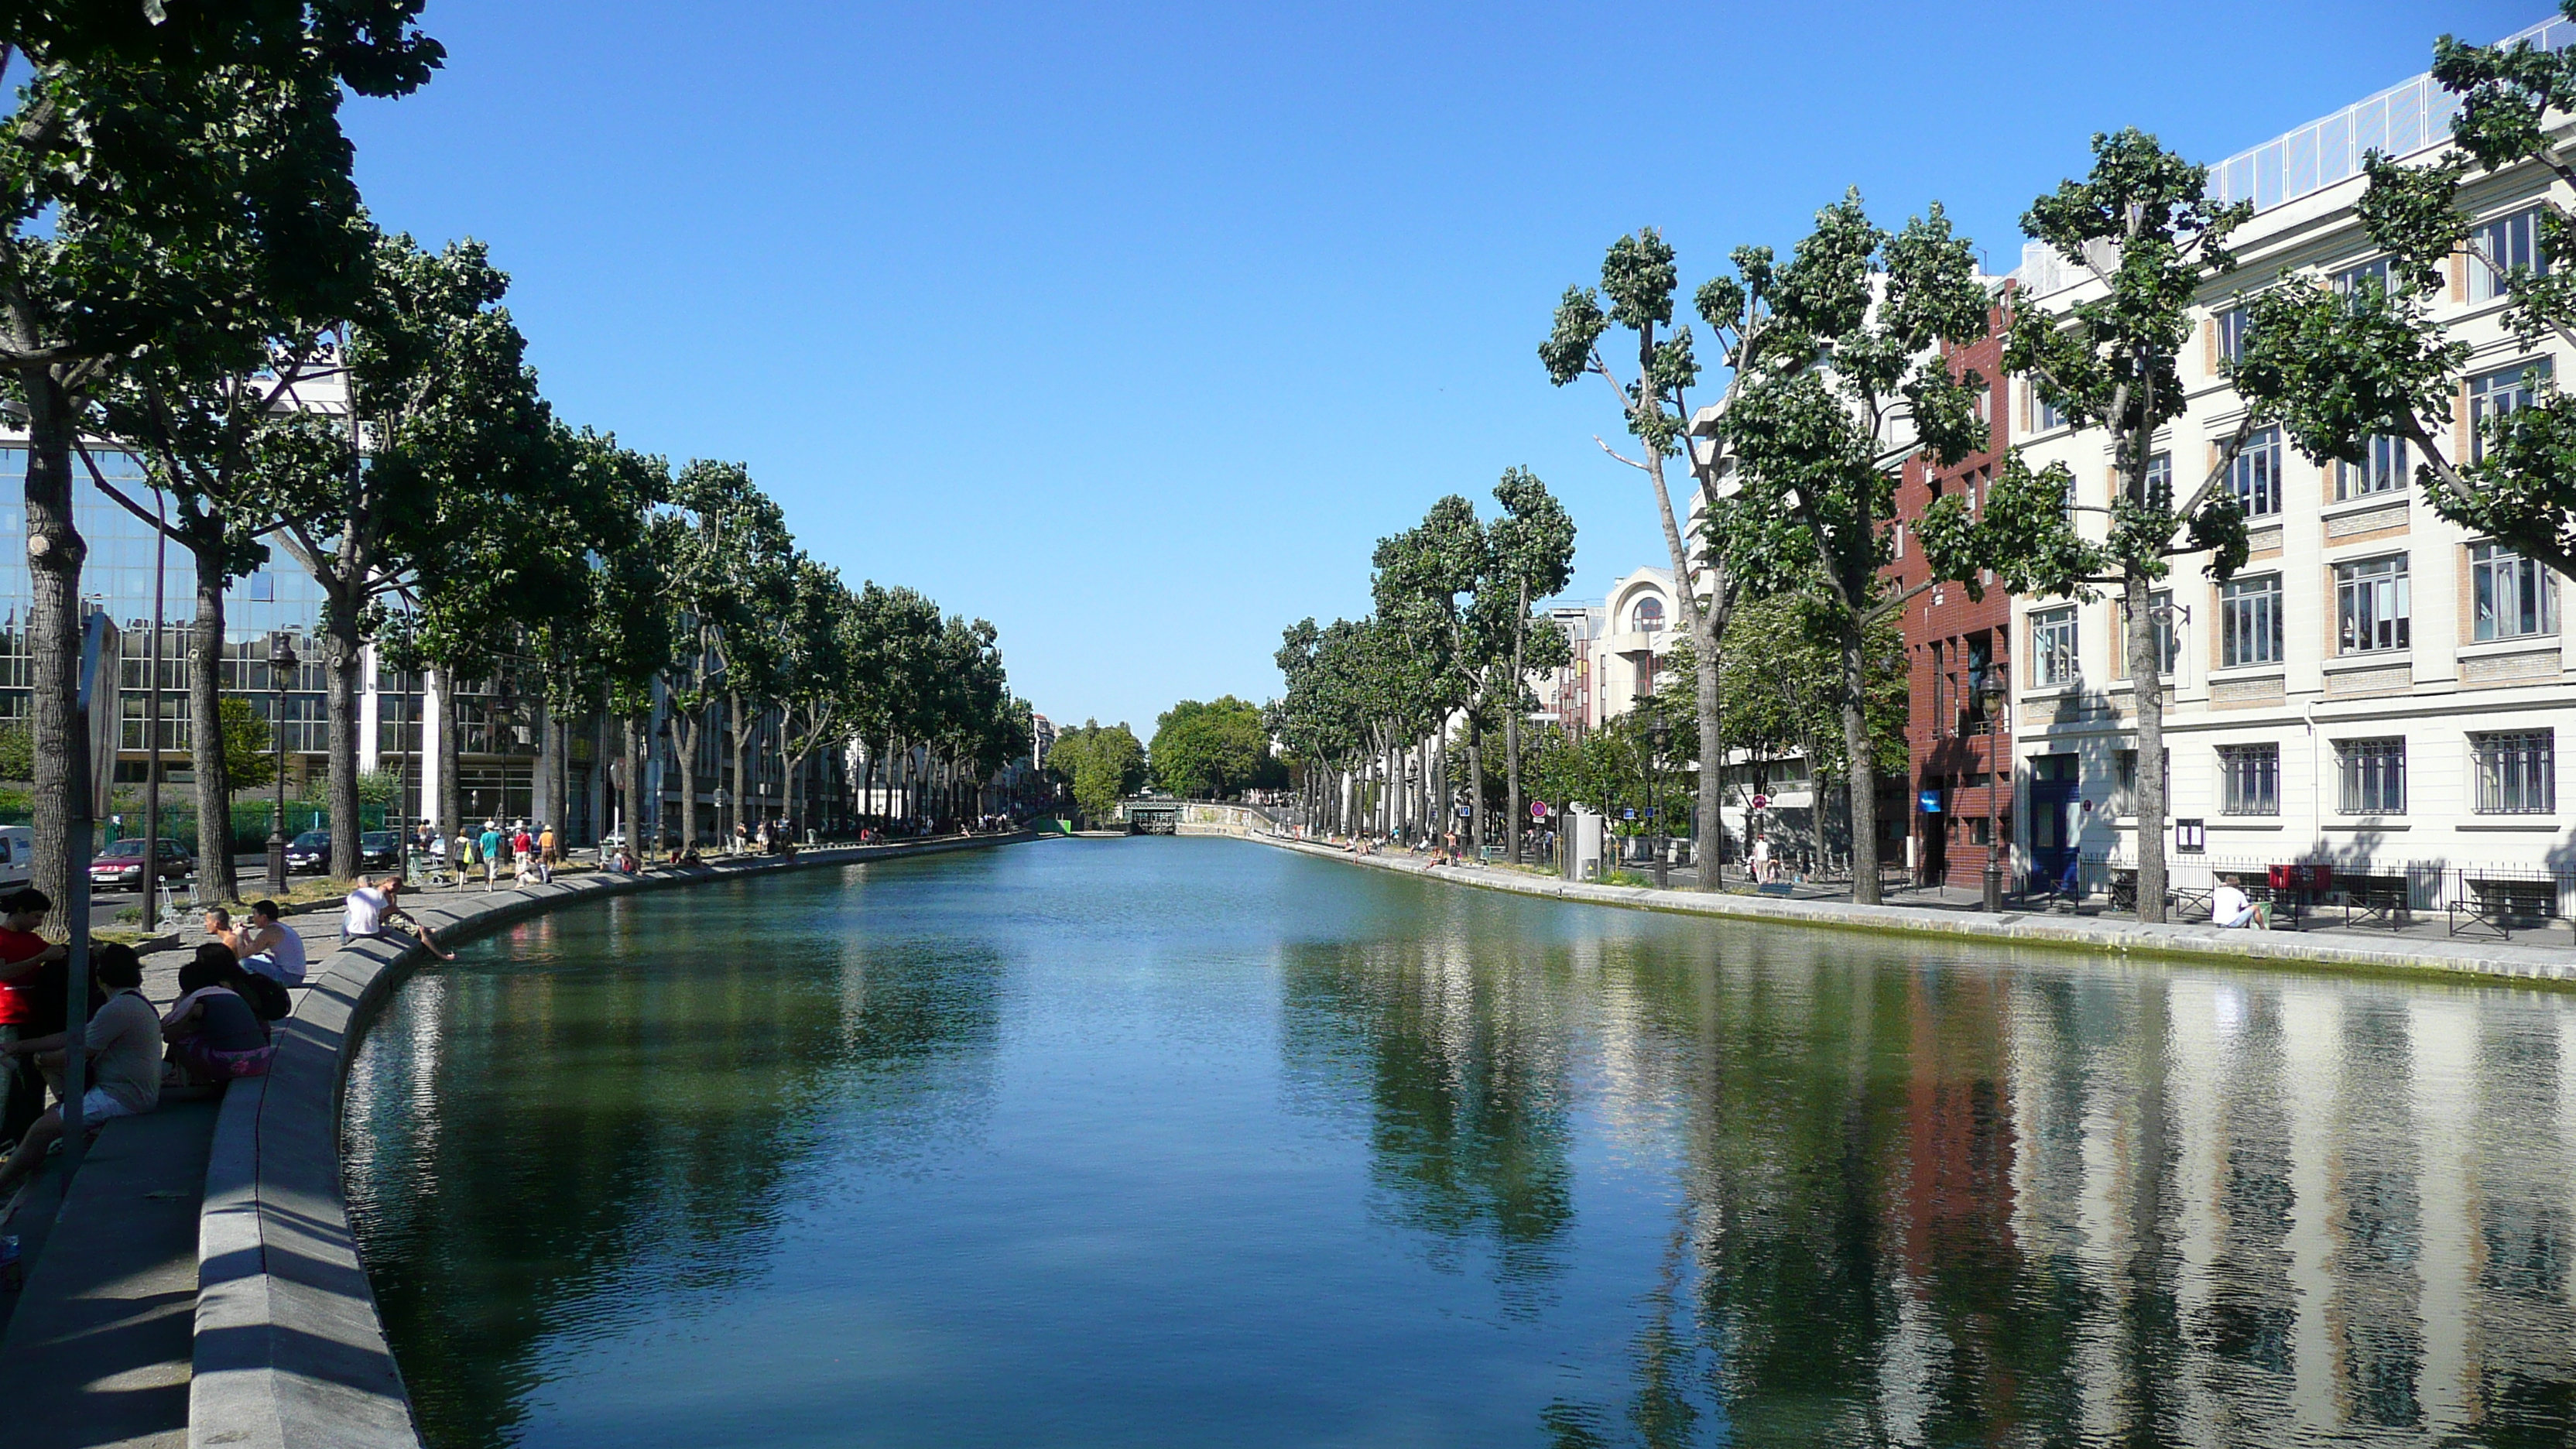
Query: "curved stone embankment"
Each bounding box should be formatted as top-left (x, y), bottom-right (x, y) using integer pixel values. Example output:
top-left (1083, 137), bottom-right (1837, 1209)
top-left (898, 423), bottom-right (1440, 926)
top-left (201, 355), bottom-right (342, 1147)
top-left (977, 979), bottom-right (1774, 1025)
top-left (1237, 831), bottom-right (2576, 987)
top-left (188, 834), bottom-right (1034, 1449)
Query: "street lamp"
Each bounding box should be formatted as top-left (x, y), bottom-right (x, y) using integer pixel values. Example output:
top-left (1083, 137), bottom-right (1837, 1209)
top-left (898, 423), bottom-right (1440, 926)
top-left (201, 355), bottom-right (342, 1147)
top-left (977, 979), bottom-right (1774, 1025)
top-left (266, 633), bottom-right (298, 889)
top-left (1978, 670), bottom-right (2010, 912)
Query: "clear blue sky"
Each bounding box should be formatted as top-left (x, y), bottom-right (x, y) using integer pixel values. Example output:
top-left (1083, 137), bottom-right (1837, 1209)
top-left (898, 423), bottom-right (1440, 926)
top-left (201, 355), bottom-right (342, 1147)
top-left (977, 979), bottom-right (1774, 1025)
top-left (341, 1), bottom-right (2536, 733)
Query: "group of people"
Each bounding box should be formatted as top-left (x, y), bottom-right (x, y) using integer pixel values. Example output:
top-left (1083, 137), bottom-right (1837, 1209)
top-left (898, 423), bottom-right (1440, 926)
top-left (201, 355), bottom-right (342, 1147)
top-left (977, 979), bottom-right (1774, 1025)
top-left (729, 818), bottom-right (794, 856)
top-left (0, 890), bottom-right (303, 1200)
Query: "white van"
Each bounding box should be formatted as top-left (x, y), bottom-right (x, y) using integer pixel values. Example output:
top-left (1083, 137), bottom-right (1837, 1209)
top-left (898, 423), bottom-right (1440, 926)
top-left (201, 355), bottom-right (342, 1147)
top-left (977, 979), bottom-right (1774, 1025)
top-left (0, 827), bottom-right (31, 890)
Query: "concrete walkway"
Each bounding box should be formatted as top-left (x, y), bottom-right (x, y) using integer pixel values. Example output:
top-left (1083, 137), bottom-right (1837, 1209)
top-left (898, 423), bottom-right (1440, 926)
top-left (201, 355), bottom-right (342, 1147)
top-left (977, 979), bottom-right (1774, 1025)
top-left (1245, 831), bottom-right (2576, 985)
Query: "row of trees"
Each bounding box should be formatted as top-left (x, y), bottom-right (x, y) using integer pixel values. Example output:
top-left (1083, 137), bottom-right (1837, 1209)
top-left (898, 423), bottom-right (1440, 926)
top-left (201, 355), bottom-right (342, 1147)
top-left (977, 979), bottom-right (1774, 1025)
top-left (1538, 11), bottom-right (2576, 916)
top-left (0, 4), bottom-right (1022, 903)
top-left (1270, 471), bottom-right (1577, 860)
top-left (1146, 697), bottom-right (1283, 801)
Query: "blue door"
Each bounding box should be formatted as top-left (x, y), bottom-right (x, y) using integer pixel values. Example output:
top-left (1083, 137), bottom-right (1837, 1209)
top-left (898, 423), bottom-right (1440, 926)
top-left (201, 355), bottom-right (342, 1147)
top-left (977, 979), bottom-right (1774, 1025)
top-left (2027, 753), bottom-right (2080, 894)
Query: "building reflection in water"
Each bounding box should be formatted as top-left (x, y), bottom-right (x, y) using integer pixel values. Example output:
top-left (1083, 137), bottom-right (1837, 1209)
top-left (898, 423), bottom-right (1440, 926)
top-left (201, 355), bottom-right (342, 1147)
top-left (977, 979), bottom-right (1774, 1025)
top-left (1296, 921), bottom-right (2576, 1446)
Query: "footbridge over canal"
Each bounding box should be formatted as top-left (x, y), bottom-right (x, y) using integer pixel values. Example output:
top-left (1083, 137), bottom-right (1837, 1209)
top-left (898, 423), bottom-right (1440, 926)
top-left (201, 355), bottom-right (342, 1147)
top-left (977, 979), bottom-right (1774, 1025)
top-left (1113, 800), bottom-right (1283, 836)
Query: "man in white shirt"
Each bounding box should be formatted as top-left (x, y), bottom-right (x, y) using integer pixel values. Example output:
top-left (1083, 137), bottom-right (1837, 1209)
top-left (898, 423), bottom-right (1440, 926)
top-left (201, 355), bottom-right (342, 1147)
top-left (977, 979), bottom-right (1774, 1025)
top-left (239, 899), bottom-right (309, 985)
top-left (344, 876), bottom-right (455, 961)
top-left (2211, 875), bottom-right (2264, 929)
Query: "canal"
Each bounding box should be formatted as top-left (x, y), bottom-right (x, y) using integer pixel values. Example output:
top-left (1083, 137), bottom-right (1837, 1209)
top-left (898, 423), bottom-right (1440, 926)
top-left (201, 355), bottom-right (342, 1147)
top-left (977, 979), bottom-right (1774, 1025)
top-left (344, 836), bottom-right (2576, 1447)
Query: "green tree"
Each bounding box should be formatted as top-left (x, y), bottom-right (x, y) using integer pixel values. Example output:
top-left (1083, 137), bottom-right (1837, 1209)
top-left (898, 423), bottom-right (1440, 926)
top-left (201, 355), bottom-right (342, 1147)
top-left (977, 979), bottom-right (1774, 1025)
top-left (2227, 8), bottom-right (2576, 578)
top-left (1714, 595), bottom-right (1906, 868)
top-left (220, 696), bottom-right (277, 794)
top-left (1048, 719), bottom-right (1146, 826)
top-left (1150, 697), bottom-right (1275, 800)
top-left (0, 3), bottom-right (439, 903)
top-left (1541, 230), bottom-right (1747, 888)
top-left (0, 721), bottom-right (33, 783)
top-left (1705, 191), bottom-right (1989, 903)
top-left (1485, 469), bottom-right (1576, 864)
top-left (1924, 129), bottom-right (2258, 923)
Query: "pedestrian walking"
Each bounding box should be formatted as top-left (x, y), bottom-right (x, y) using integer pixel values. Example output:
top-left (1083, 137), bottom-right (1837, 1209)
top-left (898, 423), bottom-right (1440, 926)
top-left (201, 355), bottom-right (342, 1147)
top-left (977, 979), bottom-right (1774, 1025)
top-left (478, 820), bottom-right (503, 888)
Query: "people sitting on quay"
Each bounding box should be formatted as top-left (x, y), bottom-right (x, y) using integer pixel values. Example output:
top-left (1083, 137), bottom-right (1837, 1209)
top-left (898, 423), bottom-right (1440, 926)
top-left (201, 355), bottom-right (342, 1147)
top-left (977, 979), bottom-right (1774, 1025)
top-left (238, 899), bottom-right (308, 986)
top-left (0, 889), bottom-right (67, 1144)
top-left (162, 947), bottom-right (276, 1088)
top-left (0, 943), bottom-right (160, 1198)
top-left (344, 875), bottom-right (457, 961)
top-left (2211, 875), bottom-right (2270, 930)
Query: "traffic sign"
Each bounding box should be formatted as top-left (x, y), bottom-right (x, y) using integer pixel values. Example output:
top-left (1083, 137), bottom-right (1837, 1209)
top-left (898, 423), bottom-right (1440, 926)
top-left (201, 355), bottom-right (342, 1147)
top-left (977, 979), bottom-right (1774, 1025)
top-left (1751, 793), bottom-right (1769, 810)
top-left (1531, 800), bottom-right (1547, 818)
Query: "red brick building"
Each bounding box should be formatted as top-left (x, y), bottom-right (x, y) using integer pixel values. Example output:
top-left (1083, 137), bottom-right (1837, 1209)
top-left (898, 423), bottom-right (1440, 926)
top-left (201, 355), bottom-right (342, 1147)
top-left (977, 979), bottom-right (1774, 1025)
top-left (1886, 294), bottom-right (2012, 889)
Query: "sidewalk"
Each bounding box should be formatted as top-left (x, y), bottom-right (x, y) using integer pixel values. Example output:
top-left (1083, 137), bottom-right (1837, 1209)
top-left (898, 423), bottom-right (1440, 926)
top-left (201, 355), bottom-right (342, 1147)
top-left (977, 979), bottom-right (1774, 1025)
top-left (1260, 834), bottom-right (2576, 985)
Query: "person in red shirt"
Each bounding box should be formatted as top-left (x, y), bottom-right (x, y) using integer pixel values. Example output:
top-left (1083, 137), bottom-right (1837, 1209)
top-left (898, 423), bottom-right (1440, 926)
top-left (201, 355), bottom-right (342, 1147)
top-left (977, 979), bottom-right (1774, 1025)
top-left (0, 888), bottom-right (67, 1143)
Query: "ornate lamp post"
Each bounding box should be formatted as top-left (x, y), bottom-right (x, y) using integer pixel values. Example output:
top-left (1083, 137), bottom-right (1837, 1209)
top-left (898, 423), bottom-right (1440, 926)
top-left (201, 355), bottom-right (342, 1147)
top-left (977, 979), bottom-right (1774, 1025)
top-left (266, 632), bottom-right (298, 889)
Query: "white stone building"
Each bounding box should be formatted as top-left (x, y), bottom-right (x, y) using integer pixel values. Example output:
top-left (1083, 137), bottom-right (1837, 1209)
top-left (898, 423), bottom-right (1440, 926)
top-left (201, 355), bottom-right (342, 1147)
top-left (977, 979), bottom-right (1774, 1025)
top-left (2007, 14), bottom-right (2576, 911)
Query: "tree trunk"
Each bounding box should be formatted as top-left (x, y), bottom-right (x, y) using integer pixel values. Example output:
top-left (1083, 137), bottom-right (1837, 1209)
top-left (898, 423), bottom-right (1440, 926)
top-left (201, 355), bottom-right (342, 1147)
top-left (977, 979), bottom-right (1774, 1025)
top-left (2128, 568), bottom-right (2167, 923)
top-left (674, 709), bottom-right (701, 851)
top-left (433, 670), bottom-right (461, 838)
top-left (1468, 717), bottom-right (1484, 859)
top-left (188, 542), bottom-right (238, 903)
top-left (1695, 620), bottom-right (1725, 892)
top-left (323, 583), bottom-right (362, 880)
top-left (1506, 592), bottom-right (1526, 865)
top-left (22, 372), bottom-right (83, 912)
top-left (1840, 618), bottom-right (1881, 906)
top-left (724, 690), bottom-right (749, 848)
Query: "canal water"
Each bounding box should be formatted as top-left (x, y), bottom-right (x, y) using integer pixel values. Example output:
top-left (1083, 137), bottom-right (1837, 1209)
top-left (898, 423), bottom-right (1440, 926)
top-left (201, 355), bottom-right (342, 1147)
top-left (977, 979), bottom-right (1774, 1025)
top-left (345, 837), bottom-right (2576, 1447)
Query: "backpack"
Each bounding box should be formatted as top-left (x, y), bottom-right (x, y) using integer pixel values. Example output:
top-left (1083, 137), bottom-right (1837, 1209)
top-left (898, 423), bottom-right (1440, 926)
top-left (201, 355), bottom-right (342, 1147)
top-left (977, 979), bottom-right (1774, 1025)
top-left (235, 971), bottom-right (291, 1023)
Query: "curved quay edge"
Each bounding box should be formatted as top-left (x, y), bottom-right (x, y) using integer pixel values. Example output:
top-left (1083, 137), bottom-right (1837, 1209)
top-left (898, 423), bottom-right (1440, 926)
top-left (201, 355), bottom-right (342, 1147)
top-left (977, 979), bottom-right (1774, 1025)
top-left (187, 833), bottom-right (1040, 1449)
top-left (1205, 822), bottom-right (2576, 989)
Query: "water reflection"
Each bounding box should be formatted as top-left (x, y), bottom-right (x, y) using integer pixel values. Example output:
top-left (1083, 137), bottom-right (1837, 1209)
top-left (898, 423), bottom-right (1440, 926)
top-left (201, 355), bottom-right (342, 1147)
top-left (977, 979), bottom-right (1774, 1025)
top-left (347, 841), bottom-right (2576, 1447)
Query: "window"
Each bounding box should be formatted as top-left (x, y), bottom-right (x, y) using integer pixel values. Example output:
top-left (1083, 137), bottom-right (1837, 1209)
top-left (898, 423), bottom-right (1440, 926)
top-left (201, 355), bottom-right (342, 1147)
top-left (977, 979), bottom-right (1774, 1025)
top-left (2337, 738), bottom-right (2406, 815)
top-left (2470, 208), bottom-right (2549, 302)
top-left (2032, 607), bottom-right (2078, 687)
top-left (2221, 574), bottom-right (2283, 667)
top-left (1630, 596), bottom-right (1665, 635)
top-left (2115, 748), bottom-right (2169, 814)
top-left (2334, 435), bottom-right (2406, 499)
top-left (2472, 543), bottom-right (2557, 641)
top-left (2033, 384), bottom-right (2068, 432)
top-left (2333, 256), bottom-right (2395, 300)
top-left (2474, 731), bottom-right (2557, 814)
top-left (2215, 306), bottom-right (2250, 365)
top-left (2229, 426), bottom-right (2282, 517)
top-left (2336, 554), bottom-right (2410, 653)
top-left (2219, 744), bottom-right (2280, 816)
top-left (246, 571), bottom-right (274, 603)
top-left (2469, 360), bottom-right (2550, 463)
top-left (2125, 588), bottom-right (2180, 677)
top-left (2143, 450), bottom-right (2173, 506)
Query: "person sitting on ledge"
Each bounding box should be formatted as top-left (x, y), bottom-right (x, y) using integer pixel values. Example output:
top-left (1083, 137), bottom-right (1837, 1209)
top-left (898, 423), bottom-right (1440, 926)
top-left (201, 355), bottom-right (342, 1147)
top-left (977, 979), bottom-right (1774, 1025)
top-left (344, 875), bottom-right (457, 961)
top-left (162, 949), bottom-right (275, 1086)
top-left (238, 899), bottom-right (307, 986)
top-left (0, 943), bottom-right (159, 1197)
top-left (2210, 874), bottom-right (2268, 930)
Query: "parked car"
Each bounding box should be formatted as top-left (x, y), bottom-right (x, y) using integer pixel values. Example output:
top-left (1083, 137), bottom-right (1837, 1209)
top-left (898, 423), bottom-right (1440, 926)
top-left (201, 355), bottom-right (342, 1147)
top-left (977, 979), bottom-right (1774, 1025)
top-left (359, 831), bottom-right (400, 868)
top-left (0, 826), bottom-right (30, 891)
top-left (89, 838), bottom-right (193, 892)
top-left (284, 829), bottom-right (331, 874)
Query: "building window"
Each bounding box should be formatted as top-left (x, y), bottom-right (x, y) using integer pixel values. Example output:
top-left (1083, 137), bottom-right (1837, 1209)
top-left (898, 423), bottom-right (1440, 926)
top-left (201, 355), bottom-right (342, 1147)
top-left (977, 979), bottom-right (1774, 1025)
top-left (1630, 596), bottom-right (1664, 634)
top-left (2032, 607), bottom-right (2078, 687)
top-left (2470, 208), bottom-right (2548, 302)
top-left (2033, 386), bottom-right (2067, 432)
top-left (2333, 256), bottom-right (2394, 300)
top-left (2336, 554), bottom-right (2410, 653)
top-left (2334, 435), bottom-right (2406, 499)
top-left (2474, 731), bottom-right (2556, 814)
top-left (2469, 360), bottom-right (2550, 463)
top-left (2229, 426), bottom-right (2282, 517)
top-left (2471, 543), bottom-right (2557, 641)
top-left (2337, 738), bottom-right (2406, 815)
top-left (2123, 589), bottom-right (2179, 677)
top-left (2115, 748), bottom-right (2168, 814)
top-left (246, 571), bottom-right (274, 603)
top-left (2143, 450), bottom-right (2173, 505)
top-left (2221, 574), bottom-right (2283, 667)
top-left (2219, 744), bottom-right (2280, 816)
top-left (2215, 306), bottom-right (2250, 365)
